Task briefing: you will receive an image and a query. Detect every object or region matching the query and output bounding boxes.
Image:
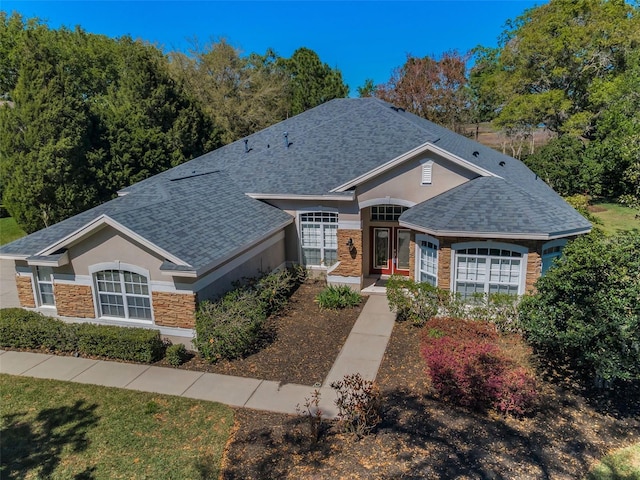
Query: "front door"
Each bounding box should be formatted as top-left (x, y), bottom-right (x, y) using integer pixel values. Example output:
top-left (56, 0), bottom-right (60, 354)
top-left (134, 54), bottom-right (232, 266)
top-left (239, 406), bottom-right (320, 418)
top-left (371, 227), bottom-right (410, 276)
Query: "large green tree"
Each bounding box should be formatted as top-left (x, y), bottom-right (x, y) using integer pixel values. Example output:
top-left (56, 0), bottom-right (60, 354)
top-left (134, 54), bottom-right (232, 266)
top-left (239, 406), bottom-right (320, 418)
top-left (282, 47), bottom-right (349, 116)
top-left (0, 15), bottom-right (217, 233)
top-left (489, 0), bottom-right (640, 136)
top-left (169, 39), bottom-right (290, 144)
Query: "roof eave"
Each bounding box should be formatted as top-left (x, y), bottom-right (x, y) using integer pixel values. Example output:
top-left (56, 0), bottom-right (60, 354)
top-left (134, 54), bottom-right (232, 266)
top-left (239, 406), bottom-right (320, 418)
top-left (399, 220), bottom-right (592, 241)
top-left (246, 193), bottom-right (354, 201)
top-left (160, 217), bottom-right (294, 278)
top-left (36, 214), bottom-right (192, 268)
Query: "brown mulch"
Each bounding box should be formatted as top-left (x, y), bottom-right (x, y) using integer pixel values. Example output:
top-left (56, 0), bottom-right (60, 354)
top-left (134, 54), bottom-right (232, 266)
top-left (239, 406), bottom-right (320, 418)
top-left (220, 319), bottom-right (640, 480)
top-left (154, 281), bottom-right (363, 386)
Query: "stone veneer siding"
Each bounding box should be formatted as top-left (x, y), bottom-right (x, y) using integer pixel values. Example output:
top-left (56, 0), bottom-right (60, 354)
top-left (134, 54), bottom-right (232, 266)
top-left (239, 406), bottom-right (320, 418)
top-left (437, 238), bottom-right (544, 293)
top-left (54, 283), bottom-right (96, 318)
top-left (16, 275), bottom-right (36, 308)
top-left (330, 229), bottom-right (363, 278)
top-left (152, 291), bottom-right (197, 329)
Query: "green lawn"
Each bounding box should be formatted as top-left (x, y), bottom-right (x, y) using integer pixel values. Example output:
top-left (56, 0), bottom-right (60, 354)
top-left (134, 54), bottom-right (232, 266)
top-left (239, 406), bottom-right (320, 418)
top-left (588, 442), bottom-right (640, 480)
top-left (591, 202), bottom-right (640, 235)
top-left (0, 375), bottom-right (234, 479)
top-left (0, 217), bottom-right (26, 246)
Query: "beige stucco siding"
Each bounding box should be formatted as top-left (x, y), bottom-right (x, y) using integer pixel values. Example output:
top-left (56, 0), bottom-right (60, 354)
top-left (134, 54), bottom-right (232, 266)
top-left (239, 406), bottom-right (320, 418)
top-left (192, 231), bottom-right (286, 302)
top-left (63, 225), bottom-right (166, 281)
top-left (357, 153), bottom-right (477, 206)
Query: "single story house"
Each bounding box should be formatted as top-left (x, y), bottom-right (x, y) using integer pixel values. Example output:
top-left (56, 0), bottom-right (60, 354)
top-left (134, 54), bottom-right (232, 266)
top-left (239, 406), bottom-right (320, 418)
top-left (0, 98), bottom-right (591, 338)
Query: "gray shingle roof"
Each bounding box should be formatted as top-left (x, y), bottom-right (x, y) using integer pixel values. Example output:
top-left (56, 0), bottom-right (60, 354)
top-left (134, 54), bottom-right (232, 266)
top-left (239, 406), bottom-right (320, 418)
top-left (1, 171), bottom-right (292, 273)
top-left (1, 97), bottom-right (590, 263)
top-left (400, 177), bottom-right (590, 238)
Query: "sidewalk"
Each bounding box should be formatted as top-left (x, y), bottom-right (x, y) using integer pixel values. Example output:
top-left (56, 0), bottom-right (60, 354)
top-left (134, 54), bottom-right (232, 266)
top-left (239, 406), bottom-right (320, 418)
top-left (0, 295), bottom-right (396, 418)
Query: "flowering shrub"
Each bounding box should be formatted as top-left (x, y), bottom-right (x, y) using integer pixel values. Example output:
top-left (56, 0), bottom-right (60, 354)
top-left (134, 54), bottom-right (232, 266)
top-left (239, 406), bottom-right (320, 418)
top-left (421, 317), bottom-right (538, 415)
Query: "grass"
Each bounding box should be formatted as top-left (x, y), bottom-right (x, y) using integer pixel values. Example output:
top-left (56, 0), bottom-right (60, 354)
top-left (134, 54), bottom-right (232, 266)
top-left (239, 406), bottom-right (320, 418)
top-left (0, 216), bottom-right (26, 245)
top-left (590, 202), bottom-right (640, 235)
top-left (0, 374), bottom-right (234, 479)
top-left (588, 442), bottom-right (640, 480)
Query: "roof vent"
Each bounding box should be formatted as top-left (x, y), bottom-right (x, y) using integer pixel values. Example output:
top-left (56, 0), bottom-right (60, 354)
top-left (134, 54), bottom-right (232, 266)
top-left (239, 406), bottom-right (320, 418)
top-left (244, 139), bottom-right (250, 153)
top-left (472, 151), bottom-right (480, 157)
top-left (283, 132), bottom-right (290, 149)
top-left (499, 160), bottom-right (506, 167)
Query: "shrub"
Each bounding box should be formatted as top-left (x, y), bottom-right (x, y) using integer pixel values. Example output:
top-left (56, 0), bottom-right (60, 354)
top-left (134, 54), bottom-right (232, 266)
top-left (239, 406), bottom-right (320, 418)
top-left (386, 276), bottom-right (521, 331)
top-left (0, 308), bottom-right (77, 352)
top-left (195, 268), bottom-right (305, 363)
top-left (421, 317), bottom-right (538, 415)
top-left (76, 324), bottom-right (164, 363)
top-left (0, 308), bottom-right (165, 363)
top-left (315, 285), bottom-right (361, 310)
top-left (256, 268), bottom-right (297, 316)
top-left (519, 232), bottom-right (640, 384)
top-left (195, 289), bottom-right (267, 362)
top-left (330, 373), bottom-right (381, 437)
top-left (166, 343), bottom-right (188, 367)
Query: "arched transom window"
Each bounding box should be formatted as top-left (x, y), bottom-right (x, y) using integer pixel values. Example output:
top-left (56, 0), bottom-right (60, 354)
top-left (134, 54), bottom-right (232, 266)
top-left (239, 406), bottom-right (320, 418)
top-left (94, 269), bottom-right (152, 320)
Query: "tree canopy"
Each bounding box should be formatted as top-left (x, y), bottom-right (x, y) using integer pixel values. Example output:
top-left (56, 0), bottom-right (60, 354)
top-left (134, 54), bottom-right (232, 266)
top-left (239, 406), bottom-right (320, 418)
top-left (376, 51), bottom-right (470, 132)
top-left (0, 13), bottom-right (217, 233)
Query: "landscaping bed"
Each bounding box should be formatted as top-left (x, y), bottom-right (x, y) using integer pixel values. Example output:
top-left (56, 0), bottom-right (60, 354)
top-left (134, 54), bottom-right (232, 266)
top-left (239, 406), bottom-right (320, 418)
top-left (220, 320), bottom-right (640, 479)
top-left (155, 281), bottom-right (364, 386)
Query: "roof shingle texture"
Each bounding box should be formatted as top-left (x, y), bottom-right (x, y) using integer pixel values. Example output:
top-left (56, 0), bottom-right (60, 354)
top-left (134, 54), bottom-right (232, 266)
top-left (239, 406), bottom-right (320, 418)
top-left (1, 97), bottom-right (590, 261)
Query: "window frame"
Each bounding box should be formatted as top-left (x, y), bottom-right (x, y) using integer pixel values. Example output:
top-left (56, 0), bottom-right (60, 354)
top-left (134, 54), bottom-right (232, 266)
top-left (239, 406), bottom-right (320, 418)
top-left (35, 266), bottom-right (55, 307)
top-left (298, 210), bottom-right (338, 267)
top-left (415, 234), bottom-right (439, 286)
top-left (450, 241), bottom-right (528, 299)
top-left (370, 204), bottom-right (408, 222)
top-left (89, 263), bottom-right (154, 323)
top-left (541, 239), bottom-right (568, 274)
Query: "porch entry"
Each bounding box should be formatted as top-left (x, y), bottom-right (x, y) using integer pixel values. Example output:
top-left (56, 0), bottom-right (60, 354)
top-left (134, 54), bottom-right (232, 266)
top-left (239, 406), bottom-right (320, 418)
top-left (370, 227), bottom-right (410, 275)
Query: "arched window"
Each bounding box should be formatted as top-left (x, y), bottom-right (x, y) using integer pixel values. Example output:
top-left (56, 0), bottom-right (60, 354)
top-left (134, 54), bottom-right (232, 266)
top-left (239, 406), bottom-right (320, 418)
top-left (300, 212), bottom-right (338, 267)
top-left (93, 268), bottom-right (152, 320)
top-left (542, 239), bottom-right (568, 274)
top-left (452, 242), bottom-right (527, 299)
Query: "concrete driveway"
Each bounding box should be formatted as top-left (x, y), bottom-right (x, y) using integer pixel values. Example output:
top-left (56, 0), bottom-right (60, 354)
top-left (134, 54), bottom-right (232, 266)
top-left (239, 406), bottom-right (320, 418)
top-left (0, 260), bottom-right (19, 308)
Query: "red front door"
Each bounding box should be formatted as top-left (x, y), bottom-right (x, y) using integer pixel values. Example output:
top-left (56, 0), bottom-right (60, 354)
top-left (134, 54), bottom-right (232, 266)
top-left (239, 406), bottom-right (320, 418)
top-left (371, 227), bottom-right (410, 275)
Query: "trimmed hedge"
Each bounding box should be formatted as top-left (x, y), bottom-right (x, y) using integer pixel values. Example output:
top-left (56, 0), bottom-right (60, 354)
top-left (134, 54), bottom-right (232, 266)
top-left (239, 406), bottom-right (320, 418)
top-left (0, 308), bottom-right (164, 363)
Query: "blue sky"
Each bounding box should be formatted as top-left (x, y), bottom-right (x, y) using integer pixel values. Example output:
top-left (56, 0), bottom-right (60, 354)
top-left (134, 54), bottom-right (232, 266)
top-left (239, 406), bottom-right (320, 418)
top-left (3, 1), bottom-right (543, 95)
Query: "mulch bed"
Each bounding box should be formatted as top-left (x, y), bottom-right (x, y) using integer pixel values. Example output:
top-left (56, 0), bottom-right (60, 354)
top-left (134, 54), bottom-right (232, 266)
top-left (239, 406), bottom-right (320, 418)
top-left (155, 280), bottom-right (363, 386)
top-left (220, 319), bottom-right (640, 480)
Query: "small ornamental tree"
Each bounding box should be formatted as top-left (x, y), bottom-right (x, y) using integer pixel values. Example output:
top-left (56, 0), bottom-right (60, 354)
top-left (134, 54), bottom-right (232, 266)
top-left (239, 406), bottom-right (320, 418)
top-left (519, 231), bottom-right (640, 385)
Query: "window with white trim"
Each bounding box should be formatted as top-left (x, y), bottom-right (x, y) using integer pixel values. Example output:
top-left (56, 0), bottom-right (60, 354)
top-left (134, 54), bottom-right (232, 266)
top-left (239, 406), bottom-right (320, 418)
top-left (94, 269), bottom-right (152, 320)
top-left (300, 212), bottom-right (338, 266)
top-left (370, 205), bottom-right (408, 221)
top-left (416, 234), bottom-right (438, 286)
top-left (36, 267), bottom-right (55, 306)
top-left (421, 160), bottom-right (434, 185)
top-left (453, 244), bottom-right (526, 299)
top-left (542, 239), bottom-right (567, 274)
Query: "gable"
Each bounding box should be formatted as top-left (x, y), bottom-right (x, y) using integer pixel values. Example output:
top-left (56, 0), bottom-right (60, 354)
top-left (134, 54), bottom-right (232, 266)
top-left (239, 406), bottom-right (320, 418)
top-left (59, 225), bottom-right (168, 282)
top-left (356, 151), bottom-right (479, 207)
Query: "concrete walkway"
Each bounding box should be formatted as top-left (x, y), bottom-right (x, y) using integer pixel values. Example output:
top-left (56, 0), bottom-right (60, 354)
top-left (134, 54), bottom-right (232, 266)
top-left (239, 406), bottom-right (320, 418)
top-left (0, 294), bottom-right (396, 418)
